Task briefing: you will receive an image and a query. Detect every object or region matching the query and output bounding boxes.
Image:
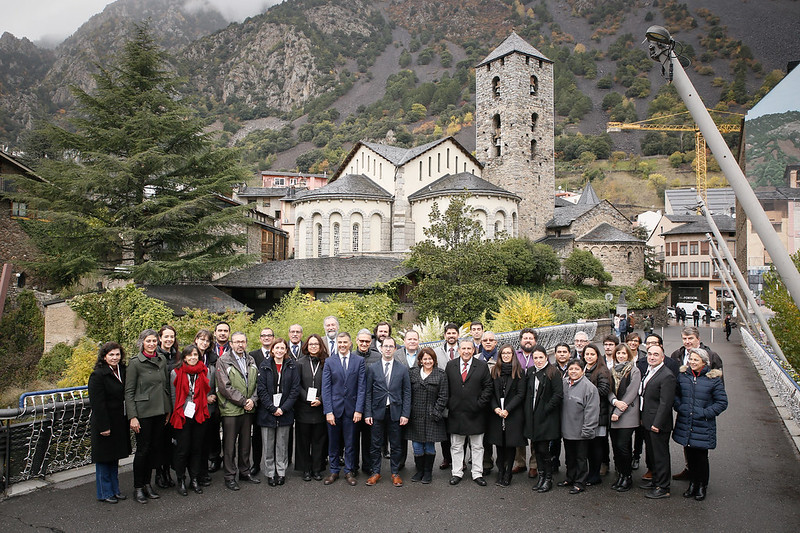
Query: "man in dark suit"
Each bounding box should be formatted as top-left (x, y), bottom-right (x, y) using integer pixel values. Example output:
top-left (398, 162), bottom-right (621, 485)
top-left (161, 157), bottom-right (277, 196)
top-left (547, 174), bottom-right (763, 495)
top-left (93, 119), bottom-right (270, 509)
top-left (248, 327), bottom-right (274, 476)
top-left (364, 337), bottom-right (411, 487)
top-left (445, 340), bottom-right (492, 486)
top-left (288, 324), bottom-right (304, 360)
top-left (353, 328), bottom-right (381, 474)
top-left (321, 332), bottom-right (366, 486)
top-left (639, 344), bottom-right (676, 499)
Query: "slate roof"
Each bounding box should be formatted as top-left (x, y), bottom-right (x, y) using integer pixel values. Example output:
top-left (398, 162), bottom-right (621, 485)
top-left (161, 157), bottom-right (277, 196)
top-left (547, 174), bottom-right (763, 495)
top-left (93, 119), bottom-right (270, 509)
top-left (236, 186), bottom-right (291, 198)
top-left (213, 256), bottom-right (415, 291)
top-left (755, 187), bottom-right (800, 201)
top-left (576, 223), bottom-right (642, 243)
top-left (407, 172), bottom-right (519, 201)
top-left (661, 215), bottom-right (736, 236)
top-left (554, 196), bottom-right (574, 207)
top-left (536, 234), bottom-right (575, 246)
top-left (292, 174), bottom-right (392, 202)
top-left (576, 181), bottom-right (600, 205)
top-left (142, 285), bottom-right (251, 316)
top-left (477, 31), bottom-right (552, 67)
top-left (665, 187), bottom-right (736, 215)
top-left (546, 204), bottom-right (595, 228)
top-left (361, 138), bottom-right (449, 166)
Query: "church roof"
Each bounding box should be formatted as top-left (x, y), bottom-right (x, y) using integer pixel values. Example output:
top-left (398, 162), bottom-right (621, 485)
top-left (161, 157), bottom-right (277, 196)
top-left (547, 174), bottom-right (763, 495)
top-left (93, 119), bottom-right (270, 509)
top-left (546, 204), bottom-right (595, 228)
top-left (665, 187), bottom-right (736, 216)
top-left (142, 284), bottom-right (251, 316)
top-left (554, 196), bottom-right (574, 207)
top-left (576, 223), bottom-right (642, 243)
top-left (213, 256), bottom-right (415, 291)
top-left (576, 181), bottom-right (600, 205)
top-left (755, 186), bottom-right (800, 201)
top-left (292, 174), bottom-right (392, 202)
top-left (235, 186), bottom-right (290, 198)
top-left (661, 215), bottom-right (736, 236)
top-left (476, 31), bottom-right (552, 67)
top-left (407, 172), bottom-right (520, 202)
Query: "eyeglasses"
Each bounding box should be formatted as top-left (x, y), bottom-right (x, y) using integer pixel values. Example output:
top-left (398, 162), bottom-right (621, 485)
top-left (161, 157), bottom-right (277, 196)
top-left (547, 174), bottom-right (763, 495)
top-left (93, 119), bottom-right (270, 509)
top-left (260, 333), bottom-right (274, 337)
top-left (357, 339), bottom-right (371, 344)
top-left (645, 341), bottom-right (660, 346)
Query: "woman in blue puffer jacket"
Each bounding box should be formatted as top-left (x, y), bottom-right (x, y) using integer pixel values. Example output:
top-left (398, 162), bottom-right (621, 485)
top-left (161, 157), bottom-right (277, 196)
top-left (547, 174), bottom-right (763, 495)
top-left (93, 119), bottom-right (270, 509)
top-left (673, 347), bottom-right (728, 501)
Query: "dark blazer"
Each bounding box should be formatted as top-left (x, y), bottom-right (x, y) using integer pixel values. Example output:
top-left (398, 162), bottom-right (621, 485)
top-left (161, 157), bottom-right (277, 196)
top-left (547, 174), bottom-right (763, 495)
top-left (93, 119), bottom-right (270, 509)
top-left (295, 355), bottom-right (326, 424)
top-left (321, 352), bottom-right (366, 418)
top-left (485, 371), bottom-right (526, 447)
top-left (670, 344), bottom-right (723, 371)
top-left (256, 357), bottom-right (300, 428)
top-left (364, 359), bottom-right (411, 422)
top-left (249, 348), bottom-right (269, 370)
top-left (584, 363), bottom-right (612, 427)
top-left (523, 363), bottom-right (563, 442)
top-left (445, 357), bottom-right (492, 435)
top-left (88, 364), bottom-right (132, 463)
top-left (640, 364), bottom-right (676, 432)
top-left (408, 366), bottom-right (449, 443)
top-left (637, 352), bottom-right (680, 378)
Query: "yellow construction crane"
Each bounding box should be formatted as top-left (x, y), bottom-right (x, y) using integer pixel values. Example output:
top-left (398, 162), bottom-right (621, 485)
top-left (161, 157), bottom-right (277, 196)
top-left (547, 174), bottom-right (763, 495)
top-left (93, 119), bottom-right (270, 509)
top-left (607, 110), bottom-right (742, 209)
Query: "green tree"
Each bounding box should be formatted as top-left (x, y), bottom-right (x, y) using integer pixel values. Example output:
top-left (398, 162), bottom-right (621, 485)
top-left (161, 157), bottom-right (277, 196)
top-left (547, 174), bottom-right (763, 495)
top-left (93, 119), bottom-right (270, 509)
top-left (405, 194), bottom-right (506, 324)
top-left (563, 249), bottom-right (611, 285)
top-left (0, 292), bottom-right (44, 391)
top-left (15, 24), bottom-right (253, 287)
top-left (762, 253), bottom-right (800, 372)
top-left (495, 238), bottom-right (561, 286)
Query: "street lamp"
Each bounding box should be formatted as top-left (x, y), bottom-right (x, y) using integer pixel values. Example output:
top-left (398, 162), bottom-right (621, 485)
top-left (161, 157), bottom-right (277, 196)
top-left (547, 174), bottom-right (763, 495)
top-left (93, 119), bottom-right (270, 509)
top-left (644, 25), bottom-right (800, 316)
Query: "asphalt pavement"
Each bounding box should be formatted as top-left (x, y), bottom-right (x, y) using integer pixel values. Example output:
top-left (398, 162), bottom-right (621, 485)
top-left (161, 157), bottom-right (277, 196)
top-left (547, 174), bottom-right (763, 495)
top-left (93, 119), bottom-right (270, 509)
top-left (1, 324), bottom-right (798, 533)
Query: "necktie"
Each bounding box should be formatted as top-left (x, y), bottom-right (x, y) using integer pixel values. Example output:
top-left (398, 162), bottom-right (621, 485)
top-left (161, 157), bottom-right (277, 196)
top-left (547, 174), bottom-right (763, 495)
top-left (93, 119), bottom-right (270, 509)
top-left (330, 339), bottom-right (336, 354)
top-left (449, 347), bottom-right (455, 360)
top-left (342, 356), bottom-right (348, 372)
top-left (292, 345), bottom-right (298, 358)
top-left (384, 361), bottom-right (391, 385)
top-left (461, 361), bottom-right (468, 382)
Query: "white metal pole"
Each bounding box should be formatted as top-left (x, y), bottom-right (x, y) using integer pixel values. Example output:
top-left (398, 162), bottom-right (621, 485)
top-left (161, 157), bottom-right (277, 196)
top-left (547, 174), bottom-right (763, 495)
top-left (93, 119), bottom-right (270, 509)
top-left (707, 235), bottom-right (756, 332)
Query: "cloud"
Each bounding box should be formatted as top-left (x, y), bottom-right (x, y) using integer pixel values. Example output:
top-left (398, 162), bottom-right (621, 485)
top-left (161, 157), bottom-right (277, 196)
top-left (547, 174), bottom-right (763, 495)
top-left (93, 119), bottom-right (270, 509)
top-left (184, 0), bottom-right (283, 22)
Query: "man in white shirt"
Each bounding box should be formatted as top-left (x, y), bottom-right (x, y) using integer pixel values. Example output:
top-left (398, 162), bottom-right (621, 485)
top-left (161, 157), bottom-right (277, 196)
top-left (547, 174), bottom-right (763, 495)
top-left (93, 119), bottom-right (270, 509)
top-left (323, 316), bottom-right (340, 356)
top-left (288, 324), bottom-right (303, 360)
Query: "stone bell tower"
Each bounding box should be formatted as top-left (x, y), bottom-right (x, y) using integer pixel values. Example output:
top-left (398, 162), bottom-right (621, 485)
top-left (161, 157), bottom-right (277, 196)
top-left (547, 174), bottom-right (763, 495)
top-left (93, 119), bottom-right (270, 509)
top-left (476, 32), bottom-right (554, 239)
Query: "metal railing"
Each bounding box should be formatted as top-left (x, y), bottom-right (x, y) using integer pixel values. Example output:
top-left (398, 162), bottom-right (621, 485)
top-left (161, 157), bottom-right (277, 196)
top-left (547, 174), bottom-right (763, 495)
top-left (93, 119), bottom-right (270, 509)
top-left (741, 327), bottom-right (800, 422)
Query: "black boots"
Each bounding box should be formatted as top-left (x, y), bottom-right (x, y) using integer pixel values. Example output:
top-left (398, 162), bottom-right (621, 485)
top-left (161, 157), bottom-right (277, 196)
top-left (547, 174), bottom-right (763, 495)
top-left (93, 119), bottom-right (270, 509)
top-left (537, 475), bottom-right (553, 493)
top-left (422, 454), bottom-right (434, 484)
top-left (616, 475), bottom-right (632, 492)
top-left (694, 484), bottom-right (707, 501)
top-left (411, 456), bottom-right (425, 482)
top-left (155, 466), bottom-right (174, 489)
top-left (176, 477), bottom-right (188, 496)
top-left (611, 472), bottom-right (622, 490)
top-left (142, 484), bottom-right (159, 499)
top-left (683, 482), bottom-right (697, 498)
top-left (134, 488), bottom-right (148, 504)
top-left (191, 478), bottom-right (203, 494)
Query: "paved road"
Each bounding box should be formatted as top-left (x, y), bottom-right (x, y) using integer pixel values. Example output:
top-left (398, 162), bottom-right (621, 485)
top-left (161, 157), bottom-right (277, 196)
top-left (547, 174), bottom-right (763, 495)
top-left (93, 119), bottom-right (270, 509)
top-left (1, 325), bottom-right (798, 533)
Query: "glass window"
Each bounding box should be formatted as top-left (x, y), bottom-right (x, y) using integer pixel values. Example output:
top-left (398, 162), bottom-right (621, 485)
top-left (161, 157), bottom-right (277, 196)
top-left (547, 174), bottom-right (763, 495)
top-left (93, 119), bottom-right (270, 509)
top-left (332, 223), bottom-right (340, 256)
top-left (690, 242), bottom-right (699, 255)
top-left (679, 242), bottom-right (688, 255)
top-left (701, 262), bottom-right (710, 277)
top-left (690, 262), bottom-right (699, 277)
top-left (352, 223), bottom-right (360, 252)
top-left (680, 262), bottom-right (688, 277)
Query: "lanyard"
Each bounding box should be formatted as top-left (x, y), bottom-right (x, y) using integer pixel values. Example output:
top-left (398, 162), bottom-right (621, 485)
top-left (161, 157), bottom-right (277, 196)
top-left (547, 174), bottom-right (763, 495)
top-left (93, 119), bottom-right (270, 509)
top-left (310, 360), bottom-right (320, 380)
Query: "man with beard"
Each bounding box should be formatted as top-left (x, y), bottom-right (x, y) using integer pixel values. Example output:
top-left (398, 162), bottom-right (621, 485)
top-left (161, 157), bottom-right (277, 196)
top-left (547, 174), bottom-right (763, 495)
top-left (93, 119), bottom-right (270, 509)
top-left (477, 331), bottom-right (498, 369)
top-left (571, 331), bottom-right (589, 359)
top-left (248, 327), bottom-right (275, 476)
top-left (352, 329), bottom-right (381, 475)
top-left (368, 322), bottom-right (392, 361)
top-left (433, 323), bottom-right (460, 470)
top-left (323, 316), bottom-right (340, 357)
top-left (512, 328), bottom-right (539, 478)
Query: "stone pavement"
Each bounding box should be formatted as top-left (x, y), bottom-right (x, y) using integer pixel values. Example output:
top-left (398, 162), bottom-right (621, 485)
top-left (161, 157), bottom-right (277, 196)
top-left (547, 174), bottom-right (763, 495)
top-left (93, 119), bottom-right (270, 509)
top-left (0, 324), bottom-right (798, 533)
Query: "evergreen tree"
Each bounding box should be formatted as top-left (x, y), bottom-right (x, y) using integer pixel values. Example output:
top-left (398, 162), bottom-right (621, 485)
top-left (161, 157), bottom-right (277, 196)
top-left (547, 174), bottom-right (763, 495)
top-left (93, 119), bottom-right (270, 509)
top-left (15, 24), bottom-right (253, 287)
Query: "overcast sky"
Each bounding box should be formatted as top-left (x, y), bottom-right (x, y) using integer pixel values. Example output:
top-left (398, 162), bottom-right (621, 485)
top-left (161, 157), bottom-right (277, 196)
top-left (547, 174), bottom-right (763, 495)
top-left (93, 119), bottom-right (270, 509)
top-left (2, 0), bottom-right (279, 46)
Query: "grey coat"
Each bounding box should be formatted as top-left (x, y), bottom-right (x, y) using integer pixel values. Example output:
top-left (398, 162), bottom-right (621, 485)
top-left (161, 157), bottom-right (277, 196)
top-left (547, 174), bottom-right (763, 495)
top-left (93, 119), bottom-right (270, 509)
top-left (560, 376), bottom-right (599, 440)
top-left (607, 364), bottom-right (641, 429)
top-left (125, 351), bottom-right (171, 420)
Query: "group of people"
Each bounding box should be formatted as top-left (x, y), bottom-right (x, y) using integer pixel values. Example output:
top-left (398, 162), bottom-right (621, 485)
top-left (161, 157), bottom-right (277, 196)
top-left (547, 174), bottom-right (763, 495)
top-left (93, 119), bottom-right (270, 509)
top-left (87, 318), bottom-right (728, 503)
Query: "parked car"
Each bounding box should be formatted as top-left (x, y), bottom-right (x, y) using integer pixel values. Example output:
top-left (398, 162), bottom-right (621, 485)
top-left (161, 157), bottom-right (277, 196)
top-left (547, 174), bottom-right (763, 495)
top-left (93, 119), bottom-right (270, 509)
top-left (667, 306), bottom-right (676, 320)
top-left (676, 301), bottom-right (721, 321)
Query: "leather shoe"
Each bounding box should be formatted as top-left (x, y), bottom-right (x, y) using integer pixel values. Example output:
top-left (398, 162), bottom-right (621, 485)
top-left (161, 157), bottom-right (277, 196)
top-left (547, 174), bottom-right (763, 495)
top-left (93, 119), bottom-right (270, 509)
top-left (302, 471), bottom-right (312, 482)
top-left (694, 485), bottom-right (707, 501)
top-left (277, 476), bottom-right (285, 486)
top-left (569, 485), bottom-right (585, 494)
top-left (366, 473), bottom-right (381, 486)
top-left (439, 460), bottom-right (451, 470)
top-left (631, 457), bottom-right (640, 470)
top-left (672, 468), bottom-right (689, 481)
top-left (473, 476), bottom-right (487, 486)
top-left (250, 465), bottom-right (261, 477)
top-left (199, 475), bottom-right (212, 486)
top-left (99, 496), bottom-right (118, 504)
top-left (209, 458), bottom-right (222, 473)
top-left (639, 481), bottom-right (655, 490)
top-left (114, 494), bottom-right (127, 501)
top-left (313, 471), bottom-right (324, 481)
top-left (133, 488), bottom-right (147, 504)
top-left (142, 484), bottom-right (159, 499)
top-left (267, 477), bottom-right (276, 487)
top-left (392, 474), bottom-right (403, 487)
top-left (240, 474), bottom-right (261, 484)
top-left (323, 473), bottom-right (339, 485)
top-left (645, 487), bottom-right (671, 499)
top-left (557, 480), bottom-right (572, 487)
top-left (683, 482), bottom-right (698, 498)
top-left (345, 472), bottom-right (358, 486)
top-left (224, 480), bottom-right (240, 491)
top-left (642, 470), bottom-right (653, 480)
top-left (511, 466), bottom-right (525, 474)
top-left (528, 468), bottom-right (538, 479)
top-left (449, 476), bottom-right (462, 485)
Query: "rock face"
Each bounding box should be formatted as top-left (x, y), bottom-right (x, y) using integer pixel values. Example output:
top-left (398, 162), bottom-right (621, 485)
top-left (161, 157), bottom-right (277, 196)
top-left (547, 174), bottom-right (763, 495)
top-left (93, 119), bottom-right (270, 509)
top-left (0, 33), bottom-right (55, 136)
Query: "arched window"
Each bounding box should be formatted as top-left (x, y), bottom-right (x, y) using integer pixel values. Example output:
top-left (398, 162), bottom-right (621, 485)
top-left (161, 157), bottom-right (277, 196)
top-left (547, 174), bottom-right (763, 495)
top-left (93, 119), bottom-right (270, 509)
top-left (531, 112), bottom-right (538, 132)
top-left (332, 223), bottom-right (340, 256)
top-left (492, 76), bottom-right (500, 97)
top-left (352, 223), bottom-right (360, 252)
top-left (530, 75), bottom-right (538, 95)
top-left (316, 223), bottom-right (323, 257)
top-left (492, 114), bottom-right (501, 156)
top-left (531, 139), bottom-right (537, 158)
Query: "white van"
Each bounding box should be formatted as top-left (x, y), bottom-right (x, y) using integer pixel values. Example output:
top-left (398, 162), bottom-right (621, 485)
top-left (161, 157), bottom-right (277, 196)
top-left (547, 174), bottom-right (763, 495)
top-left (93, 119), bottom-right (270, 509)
top-left (676, 302), bottom-right (721, 321)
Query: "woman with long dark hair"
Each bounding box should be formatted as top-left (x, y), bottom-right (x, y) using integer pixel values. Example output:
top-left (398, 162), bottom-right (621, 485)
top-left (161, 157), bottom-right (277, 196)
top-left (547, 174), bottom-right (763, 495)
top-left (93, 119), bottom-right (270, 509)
top-left (194, 329), bottom-right (219, 485)
top-left (294, 333), bottom-right (329, 481)
top-left (170, 344), bottom-right (213, 496)
top-left (524, 344), bottom-right (563, 493)
top-left (582, 343), bottom-right (611, 486)
top-left (607, 343), bottom-right (641, 492)
top-left (125, 329), bottom-right (171, 504)
top-left (88, 342), bottom-right (131, 503)
top-left (407, 347), bottom-right (449, 484)
top-left (155, 324), bottom-right (179, 489)
top-left (486, 343), bottom-right (526, 486)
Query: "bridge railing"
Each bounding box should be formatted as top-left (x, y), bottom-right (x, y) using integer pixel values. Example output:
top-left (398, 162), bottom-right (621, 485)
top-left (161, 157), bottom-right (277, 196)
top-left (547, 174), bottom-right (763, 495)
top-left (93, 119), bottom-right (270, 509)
top-left (741, 327), bottom-right (800, 422)
top-left (0, 322), bottom-right (598, 494)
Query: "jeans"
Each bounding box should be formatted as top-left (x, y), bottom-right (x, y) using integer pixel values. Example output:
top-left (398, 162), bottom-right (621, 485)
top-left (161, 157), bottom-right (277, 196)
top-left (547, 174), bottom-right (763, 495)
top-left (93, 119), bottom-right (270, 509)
top-left (95, 461), bottom-right (120, 500)
top-left (412, 441), bottom-right (436, 455)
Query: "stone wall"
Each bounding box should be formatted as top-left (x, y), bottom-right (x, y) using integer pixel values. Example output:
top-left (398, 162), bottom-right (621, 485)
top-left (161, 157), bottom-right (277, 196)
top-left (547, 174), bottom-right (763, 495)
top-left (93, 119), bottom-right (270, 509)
top-left (578, 242), bottom-right (645, 286)
top-left (476, 51), bottom-right (554, 240)
top-left (571, 201), bottom-right (631, 238)
top-left (0, 199), bottom-right (45, 289)
top-left (43, 300), bottom-right (87, 352)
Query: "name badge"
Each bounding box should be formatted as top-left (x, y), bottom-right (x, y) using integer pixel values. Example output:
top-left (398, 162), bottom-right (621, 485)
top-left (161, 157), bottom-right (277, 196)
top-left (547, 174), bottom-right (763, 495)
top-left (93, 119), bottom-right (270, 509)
top-left (307, 387), bottom-right (318, 402)
top-left (273, 393), bottom-right (283, 406)
top-left (184, 400), bottom-right (196, 419)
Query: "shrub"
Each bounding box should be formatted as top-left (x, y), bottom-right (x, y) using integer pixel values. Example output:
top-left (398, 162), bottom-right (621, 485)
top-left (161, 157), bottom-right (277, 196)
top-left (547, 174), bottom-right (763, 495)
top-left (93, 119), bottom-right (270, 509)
top-left (58, 338), bottom-right (101, 387)
top-left (574, 299), bottom-right (613, 319)
top-left (37, 342), bottom-right (73, 381)
top-left (550, 289), bottom-right (578, 307)
top-left (0, 291), bottom-right (44, 392)
top-left (489, 290), bottom-right (559, 333)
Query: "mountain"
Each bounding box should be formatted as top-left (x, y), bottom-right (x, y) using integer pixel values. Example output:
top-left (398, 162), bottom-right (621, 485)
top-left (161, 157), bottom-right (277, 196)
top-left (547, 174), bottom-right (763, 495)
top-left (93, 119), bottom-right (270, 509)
top-left (2, 0), bottom-right (799, 176)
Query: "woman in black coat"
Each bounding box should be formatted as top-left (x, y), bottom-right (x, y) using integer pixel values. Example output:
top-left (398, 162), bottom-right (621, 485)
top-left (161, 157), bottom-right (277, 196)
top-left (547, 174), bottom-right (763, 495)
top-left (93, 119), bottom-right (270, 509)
top-left (486, 344), bottom-right (526, 487)
top-left (523, 344), bottom-right (563, 493)
top-left (408, 347), bottom-right (449, 484)
top-left (582, 344), bottom-right (611, 485)
top-left (88, 342), bottom-right (132, 504)
top-left (294, 334), bottom-right (329, 481)
top-left (155, 324), bottom-right (178, 489)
